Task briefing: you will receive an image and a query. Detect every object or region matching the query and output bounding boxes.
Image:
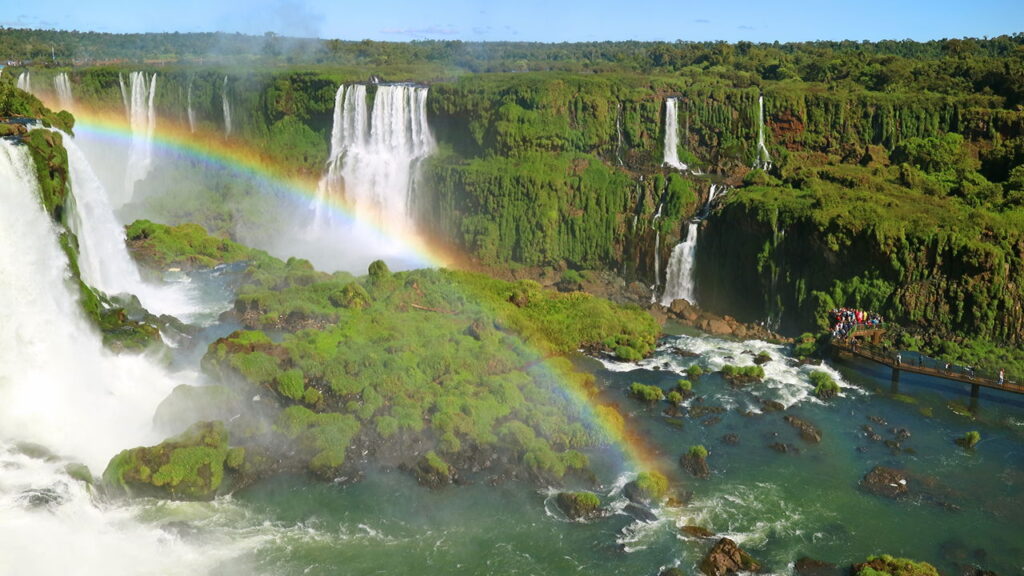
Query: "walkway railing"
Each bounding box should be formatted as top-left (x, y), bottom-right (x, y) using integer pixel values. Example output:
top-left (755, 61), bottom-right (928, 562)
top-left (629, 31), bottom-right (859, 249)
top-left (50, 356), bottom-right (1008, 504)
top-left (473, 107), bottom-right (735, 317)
top-left (832, 338), bottom-right (1024, 396)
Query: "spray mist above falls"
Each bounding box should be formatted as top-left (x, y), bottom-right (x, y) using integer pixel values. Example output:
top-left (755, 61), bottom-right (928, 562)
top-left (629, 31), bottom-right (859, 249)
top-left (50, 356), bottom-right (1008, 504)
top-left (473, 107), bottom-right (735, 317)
top-left (121, 71), bottom-right (158, 201)
top-left (314, 83), bottom-right (436, 235)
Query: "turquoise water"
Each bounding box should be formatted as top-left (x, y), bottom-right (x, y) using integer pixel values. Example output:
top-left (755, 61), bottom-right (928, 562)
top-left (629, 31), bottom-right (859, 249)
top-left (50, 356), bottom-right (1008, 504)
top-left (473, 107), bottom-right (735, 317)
top-left (146, 330), bottom-right (1024, 575)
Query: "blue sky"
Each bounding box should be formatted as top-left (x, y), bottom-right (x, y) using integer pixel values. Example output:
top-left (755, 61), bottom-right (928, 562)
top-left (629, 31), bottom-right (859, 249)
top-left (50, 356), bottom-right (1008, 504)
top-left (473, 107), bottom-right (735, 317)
top-left (4, 0), bottom-right (1022, 43)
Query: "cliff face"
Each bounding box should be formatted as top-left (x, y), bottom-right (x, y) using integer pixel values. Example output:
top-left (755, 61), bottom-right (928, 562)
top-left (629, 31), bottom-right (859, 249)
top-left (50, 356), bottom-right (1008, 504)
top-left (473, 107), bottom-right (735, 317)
top-left (47, 68), bottom-right (1024, 344)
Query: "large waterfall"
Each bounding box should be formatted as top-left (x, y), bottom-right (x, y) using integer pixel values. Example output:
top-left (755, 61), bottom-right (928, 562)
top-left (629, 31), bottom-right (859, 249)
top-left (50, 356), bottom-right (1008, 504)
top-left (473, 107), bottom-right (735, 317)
top-left (0, 138), bottom-right (243, 573)
top-left (660, 184), bottom-right (727, 306)
top-left (314, 83), bottom-right (435, 233)
top-left (63, 133), bottom-right (199, 319)
top-left (222, 76), bottom-right (232, 136)
top-left (663, 97), bottom-right (688, 170)
top-left (16, 71), bottom-right (31, 93)
top-left (54, 72), bottom-right (73, 110)
top-left (755, 95), bottom-right (772, 170)
top-left (123, 71), bottom-right (157, 198)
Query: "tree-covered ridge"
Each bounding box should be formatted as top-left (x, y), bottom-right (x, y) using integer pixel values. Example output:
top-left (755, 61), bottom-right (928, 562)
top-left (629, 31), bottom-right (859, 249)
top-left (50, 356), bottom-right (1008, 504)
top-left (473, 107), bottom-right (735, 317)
top-left (125, 221), bottom-right (657, 487)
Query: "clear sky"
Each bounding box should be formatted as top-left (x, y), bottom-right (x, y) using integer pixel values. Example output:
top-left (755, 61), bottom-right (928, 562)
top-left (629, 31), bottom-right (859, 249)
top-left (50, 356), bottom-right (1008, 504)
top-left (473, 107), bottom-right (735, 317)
top-left (3, 0), bottom-right (1022, 43)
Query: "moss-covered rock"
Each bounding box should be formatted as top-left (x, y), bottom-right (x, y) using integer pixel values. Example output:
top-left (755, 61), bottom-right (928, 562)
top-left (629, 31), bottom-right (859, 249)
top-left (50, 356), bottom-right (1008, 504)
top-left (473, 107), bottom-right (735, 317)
top-left (852, 554), bottom-right (939, 576)
top-left (623, 470), bottom-right (669, 505)
top-left (555, 491), bottom-right (601, 520)
top-left (413, 450), bottom-right (457, 488)
top-left (102, 421), bottom-right (236, 500)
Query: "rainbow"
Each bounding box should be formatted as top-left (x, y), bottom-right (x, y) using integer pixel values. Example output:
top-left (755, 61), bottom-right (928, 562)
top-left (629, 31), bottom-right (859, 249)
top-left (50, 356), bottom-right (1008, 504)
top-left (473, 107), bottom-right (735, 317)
top-left (67, 103), bottom-right (666, 479)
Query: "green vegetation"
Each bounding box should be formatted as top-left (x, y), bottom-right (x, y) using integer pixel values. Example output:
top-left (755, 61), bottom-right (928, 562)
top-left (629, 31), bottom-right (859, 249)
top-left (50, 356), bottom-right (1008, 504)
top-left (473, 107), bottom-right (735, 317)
top-left (102, 421), bottom-right (237, 500)
top-left (720, 364), bottom-right (765, 383)
top-left (676, 379), bottom-right (693, 392)
top-left (555, 491), bottom-right (602, 520)
top-left (686, 365), bottom-right (704, 379)
top-left (959, 430), bottom-right (981, 449)
top-left (632, 471), bottom-right (669, 502)
top-left (853, 555), bottom-right (939, 576)
top-left (126, 220), bottom-right (657, 484)
top-left (629, 382), bottom-right (665, 403)
top-left (810, 371), bottom-right (840, 400)
top-left (125, 220), bottom-right (261, 270)
top-left (688, 445), bottom-right (709, 460)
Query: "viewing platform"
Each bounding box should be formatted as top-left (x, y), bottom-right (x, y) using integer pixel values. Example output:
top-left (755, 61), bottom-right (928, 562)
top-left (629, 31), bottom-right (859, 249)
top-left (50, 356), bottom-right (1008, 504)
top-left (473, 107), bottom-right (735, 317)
top-left (831, 329), bottom-right (1024, 398)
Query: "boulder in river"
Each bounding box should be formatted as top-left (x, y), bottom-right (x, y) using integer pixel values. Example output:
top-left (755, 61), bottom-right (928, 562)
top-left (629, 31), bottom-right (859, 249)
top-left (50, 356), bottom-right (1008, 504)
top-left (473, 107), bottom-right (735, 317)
top-left (699, 537), bottom-right (761, 576)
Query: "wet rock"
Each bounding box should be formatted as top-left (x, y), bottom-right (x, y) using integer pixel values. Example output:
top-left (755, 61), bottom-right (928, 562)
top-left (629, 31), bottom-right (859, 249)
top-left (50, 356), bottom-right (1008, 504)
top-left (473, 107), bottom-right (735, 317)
top-left (680, 451), bottom-right (710, 479)
top-left (698, 537), bottom-right (761, 576)
top-left (884, 439), bottom-right (901, 451)
top-left (867, 415), bottom-right (888, 426)
top-left (702, 416), bottom-right (722, 427)
top-left (794, 557), bottom-right (842, 576)
top-left (893, 427), bottom-right (912, 440)
top-left (20, 486), bottom-right (66, 508)
top-left (860, 466), bottom-right (909, 499)
top-left (784, 415), bottom-right (822, 443)
top-left (660, 569), bottom-right (686, 576)
top-left (672, 347), bottom-right (700, 358)
top-left (681, 525), bottom-right (715, 538)
top-left (760, 399), bottom-right (785, 413)
top-left (690, 405), bottom-right (726, 419)
top-left (722, 433), bottom-right (740, 446)
top-left (623, 502), bottom-right (658, 523)
top-left (770, 442), bottom-right (799, 454)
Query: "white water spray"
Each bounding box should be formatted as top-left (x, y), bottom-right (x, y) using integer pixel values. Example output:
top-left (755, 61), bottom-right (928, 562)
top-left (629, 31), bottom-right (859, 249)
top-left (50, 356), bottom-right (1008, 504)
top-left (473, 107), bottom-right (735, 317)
top-left (221, 76), bottom-right (232, 136)
top-left (123, 71), bottom-right (158, 199)
top-left (118, 73), bottom-right (129, 120)
top-left (314, 83), bottom-right (435, 233)
top-left (54, 72), bottom-right (73, 110)
top-left (755, 95), bottom-right (772, 171)
top-left (0, 138), bottom-right (256, 576)
top-left (16, 71), bottom-right (31, 93)
top-left (663, 97), bottom-right (688, 171)
top-left (62, 133), bottom-right (204, 320)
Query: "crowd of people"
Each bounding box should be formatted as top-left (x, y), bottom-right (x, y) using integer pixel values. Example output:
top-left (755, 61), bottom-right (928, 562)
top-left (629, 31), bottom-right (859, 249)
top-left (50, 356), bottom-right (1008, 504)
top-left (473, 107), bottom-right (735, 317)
top-left (829, 307), bottom-right (884, 340)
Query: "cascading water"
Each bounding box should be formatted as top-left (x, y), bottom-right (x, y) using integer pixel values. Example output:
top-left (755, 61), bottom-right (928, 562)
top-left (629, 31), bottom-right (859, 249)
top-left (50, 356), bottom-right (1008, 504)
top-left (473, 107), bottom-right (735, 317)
top-left (651, 202), bottom-right (664, 299)
top-left (663, 97), bottom-right (688, 171)
top-left (16, 71), bottom-right (31, 93)
top-left (661, 221), bottom-right (699, 306)
top-left (54, 72), bottom-right (73, 110)
top-left (614, 103), bottom-right (625, 167)
top-left (0, 138), bottom-right (251, 574)
top-left (660, 184), bottom-right (728, 307)
top-left (222, 76), bottom-right (232, 136)
top-left (755, 95), bottom-right (772, 171)
top-left (314, 83), bottom-right (435, 233)
top-left (62, 132), bottom-right (202, 320)
top-left (187, 77), bottom-right (196, 133)
top-left (123, 71), bottom-right (157, 199)
top-left (117, 72), bottom-right (129, 120)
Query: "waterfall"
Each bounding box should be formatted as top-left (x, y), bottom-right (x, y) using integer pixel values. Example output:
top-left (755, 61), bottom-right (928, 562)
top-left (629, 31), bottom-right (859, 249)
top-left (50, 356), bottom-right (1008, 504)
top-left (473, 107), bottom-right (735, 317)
top-left (16, 71), bottom-right (31, 93)
top-left (54, 72), bottom-right (73, 109)
top-left (0, 138), bottom-right (243, 573)
top-left (651, 202), bottom-right (664, 296)
top-left (62, 132), bottom-right (199, 319)
top-left (187, 77), bottom-right (196, 133)
top-left (118, 73), bottom-right (129, 120)
top-left (756, 95), bottom-right (772, 171)
top-left (660, 184), bottom-right (729, 307)
top-left (123, 71), bottom-right (157, 198)
top-left (222, 76), bottom-right (232, 136)
top-left (614, 103), bottom-right (625, 167)
top-left (314, 83), bottom-right (435, 233)
top-left (663, 97), bottom-right (688, 171)
top-left (661, 221), bottom-right (700, 306)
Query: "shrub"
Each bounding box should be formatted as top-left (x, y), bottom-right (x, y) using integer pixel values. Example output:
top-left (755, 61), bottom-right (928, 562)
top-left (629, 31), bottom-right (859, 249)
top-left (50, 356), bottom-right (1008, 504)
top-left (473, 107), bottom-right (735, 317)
top-left (960, 430), bottom-right (981, 449)
top-left (667, 390), bottom-right (683, 405)
top-left (686, 365), bottom-right (704, 379)
top-left (688, 445), bottom-right (709, 459)
top-left (629, 382), bottom-right (665, 403)
top-left (633, 471), bottom-right (668, 501)
top-left (810, 371), bottom-right (840, 399)
top-left (555, 491), bottom-right (601, 520)
top-left (616, 346), bottom-right (643, 362)
top-left (853, 554), bottom-right (939, 576)
top-left (676, 379), bottom-right (692, 391)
